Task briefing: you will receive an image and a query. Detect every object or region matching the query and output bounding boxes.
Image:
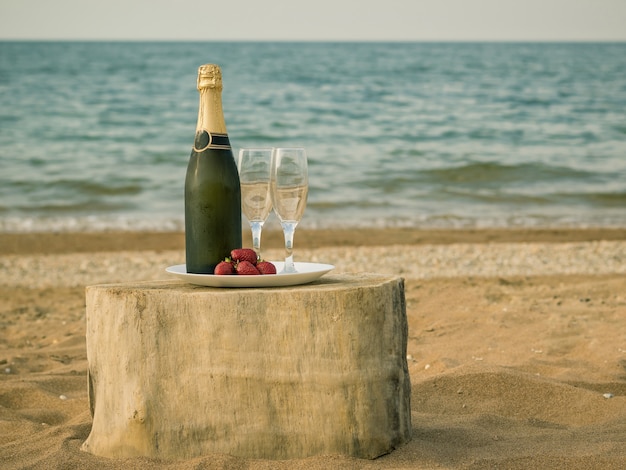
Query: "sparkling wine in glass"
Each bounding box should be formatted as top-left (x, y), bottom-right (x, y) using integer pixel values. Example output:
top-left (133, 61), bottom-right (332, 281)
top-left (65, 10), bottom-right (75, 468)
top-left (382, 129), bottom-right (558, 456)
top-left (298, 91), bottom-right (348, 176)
top-left (271, 147), bottom-right (308, 273)
top-left (237, 148), bottom-right (273, 259)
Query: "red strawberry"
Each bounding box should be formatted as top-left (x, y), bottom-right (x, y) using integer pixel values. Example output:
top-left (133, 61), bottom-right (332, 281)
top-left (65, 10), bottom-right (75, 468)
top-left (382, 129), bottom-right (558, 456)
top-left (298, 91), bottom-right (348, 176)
top-left (256, 261), bottom-right (277, 275)
top-left (214, 260), bottom-right (235, 275)
top-left (230, 248), bottom-right (258, 265)
top-left (236, 260), bottom-right (260, 275)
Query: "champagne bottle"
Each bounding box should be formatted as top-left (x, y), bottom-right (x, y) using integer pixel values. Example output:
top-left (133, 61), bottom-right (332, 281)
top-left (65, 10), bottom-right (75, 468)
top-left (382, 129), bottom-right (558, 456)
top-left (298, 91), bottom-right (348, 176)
top-left (185, 64), bottom-right (242, 274)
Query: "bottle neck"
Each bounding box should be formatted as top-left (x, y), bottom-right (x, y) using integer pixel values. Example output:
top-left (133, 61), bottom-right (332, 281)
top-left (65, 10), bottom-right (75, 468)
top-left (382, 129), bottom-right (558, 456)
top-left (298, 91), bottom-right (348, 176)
top-left (196, 87), bottom-right (227, 134)
top-left (194, 87), bottom-right (230, 151)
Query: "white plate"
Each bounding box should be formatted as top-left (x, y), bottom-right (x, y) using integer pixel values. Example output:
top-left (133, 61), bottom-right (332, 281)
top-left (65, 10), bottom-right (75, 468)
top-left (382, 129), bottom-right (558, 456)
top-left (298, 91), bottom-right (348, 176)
top-left (165, 262), bottom-right (334, 288)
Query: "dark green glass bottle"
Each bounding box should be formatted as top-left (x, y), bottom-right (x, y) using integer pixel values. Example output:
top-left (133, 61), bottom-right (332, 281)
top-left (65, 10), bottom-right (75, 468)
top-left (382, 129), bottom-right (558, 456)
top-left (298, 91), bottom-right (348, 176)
top-left (185, 64), bottom-right (242, 274)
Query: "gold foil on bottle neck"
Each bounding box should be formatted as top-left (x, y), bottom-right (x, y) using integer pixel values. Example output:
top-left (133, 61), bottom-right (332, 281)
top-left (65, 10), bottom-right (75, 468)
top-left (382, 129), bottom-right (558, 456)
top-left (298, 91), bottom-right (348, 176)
top-left (197, 64), bottom-right (223, 90)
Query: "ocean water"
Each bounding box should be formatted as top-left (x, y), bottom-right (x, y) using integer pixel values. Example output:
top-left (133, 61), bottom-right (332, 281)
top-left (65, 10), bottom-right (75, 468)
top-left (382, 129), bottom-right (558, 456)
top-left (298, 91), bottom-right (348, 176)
top-left (1, 41), bottom-right (625, 232)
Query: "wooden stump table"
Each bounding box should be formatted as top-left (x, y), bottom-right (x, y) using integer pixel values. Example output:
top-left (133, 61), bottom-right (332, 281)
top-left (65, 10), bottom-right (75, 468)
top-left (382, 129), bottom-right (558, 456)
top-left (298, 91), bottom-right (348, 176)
top-left (81, 273), bottom-right (411, 460)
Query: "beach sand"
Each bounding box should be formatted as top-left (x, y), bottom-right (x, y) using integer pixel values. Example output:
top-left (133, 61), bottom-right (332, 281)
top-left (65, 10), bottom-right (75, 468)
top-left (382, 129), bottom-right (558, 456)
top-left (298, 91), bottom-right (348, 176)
top-left (1, 227), bottom-right (626, 469)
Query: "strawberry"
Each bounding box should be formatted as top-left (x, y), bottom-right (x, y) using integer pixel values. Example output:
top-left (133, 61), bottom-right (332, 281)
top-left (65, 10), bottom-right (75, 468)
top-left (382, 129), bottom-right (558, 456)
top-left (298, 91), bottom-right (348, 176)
top-left (213, 260), bottom-right (235, 275)
top-left (236, 260), bottom-right (260, 275)
top-left (256, 260), bottom-right (277, 275)
top-left (230, 248), bottom-right (258, 265)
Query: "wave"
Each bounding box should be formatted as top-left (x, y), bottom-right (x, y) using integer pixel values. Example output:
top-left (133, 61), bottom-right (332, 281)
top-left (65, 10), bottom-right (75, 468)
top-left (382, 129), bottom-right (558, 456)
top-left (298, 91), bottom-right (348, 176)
top-left (5, 178), bottom-right (144, 197)
top-left (419, 161), bottom-right (599, 185)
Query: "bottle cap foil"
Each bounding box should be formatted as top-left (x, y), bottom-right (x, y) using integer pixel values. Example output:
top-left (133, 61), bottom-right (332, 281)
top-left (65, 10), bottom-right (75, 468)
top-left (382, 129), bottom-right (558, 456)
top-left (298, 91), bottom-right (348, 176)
top-left (197, 64), bottom-right (223, 90)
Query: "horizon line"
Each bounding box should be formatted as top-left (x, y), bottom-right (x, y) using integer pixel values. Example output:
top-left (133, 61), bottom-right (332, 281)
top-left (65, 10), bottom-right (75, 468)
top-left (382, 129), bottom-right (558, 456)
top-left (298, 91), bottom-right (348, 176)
top-left (1, 38), bottom-right (626, 43)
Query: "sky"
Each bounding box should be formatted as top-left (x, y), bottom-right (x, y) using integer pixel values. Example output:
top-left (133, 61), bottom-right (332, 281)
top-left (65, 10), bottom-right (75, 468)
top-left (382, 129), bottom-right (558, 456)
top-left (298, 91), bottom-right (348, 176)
top-left (1, 0), bottom-right (625, 42)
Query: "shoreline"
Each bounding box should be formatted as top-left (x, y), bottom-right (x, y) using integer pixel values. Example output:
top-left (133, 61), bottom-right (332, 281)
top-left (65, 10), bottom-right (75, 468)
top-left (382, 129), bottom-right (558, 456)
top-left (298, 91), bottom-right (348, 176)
top-left (1, 226), bottom-right (625, 255)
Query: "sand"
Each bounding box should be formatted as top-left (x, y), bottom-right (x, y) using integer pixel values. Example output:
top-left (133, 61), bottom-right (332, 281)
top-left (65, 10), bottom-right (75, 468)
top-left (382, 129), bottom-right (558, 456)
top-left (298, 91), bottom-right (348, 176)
top-left (1, 228), bottom-right (625, 469)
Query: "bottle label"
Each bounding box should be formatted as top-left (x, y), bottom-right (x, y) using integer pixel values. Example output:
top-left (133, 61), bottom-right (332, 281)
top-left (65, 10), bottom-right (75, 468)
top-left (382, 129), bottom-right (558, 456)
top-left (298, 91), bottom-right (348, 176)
top-left (193, 130), bottom-right (231, 151)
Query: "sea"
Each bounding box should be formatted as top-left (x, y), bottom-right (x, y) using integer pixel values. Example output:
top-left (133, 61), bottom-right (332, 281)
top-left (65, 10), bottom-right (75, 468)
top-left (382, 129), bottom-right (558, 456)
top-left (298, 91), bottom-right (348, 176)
top-left (1, 41), bottom-right (625, 233)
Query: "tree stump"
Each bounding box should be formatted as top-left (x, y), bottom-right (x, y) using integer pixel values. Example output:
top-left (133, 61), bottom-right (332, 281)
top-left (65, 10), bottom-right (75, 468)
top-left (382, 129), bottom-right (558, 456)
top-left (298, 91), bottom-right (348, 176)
top-left (81, 273), bottom-right (411, 460)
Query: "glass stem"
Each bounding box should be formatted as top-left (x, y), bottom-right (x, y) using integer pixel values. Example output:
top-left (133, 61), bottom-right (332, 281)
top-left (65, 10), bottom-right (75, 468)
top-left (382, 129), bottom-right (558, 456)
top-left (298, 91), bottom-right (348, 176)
top-left (249, 221), bottom-right (264, 259)
top-left (281, 221), bottom-right (298, 273)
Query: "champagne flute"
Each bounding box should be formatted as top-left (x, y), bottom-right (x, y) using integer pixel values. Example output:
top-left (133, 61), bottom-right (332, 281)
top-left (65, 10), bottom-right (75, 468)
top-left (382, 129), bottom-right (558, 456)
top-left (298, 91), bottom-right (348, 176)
top-left (237, 148), bottom-right (273, 259)
top-left (271, 147), bottom-right (308, 273)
